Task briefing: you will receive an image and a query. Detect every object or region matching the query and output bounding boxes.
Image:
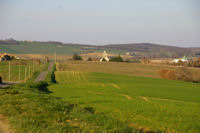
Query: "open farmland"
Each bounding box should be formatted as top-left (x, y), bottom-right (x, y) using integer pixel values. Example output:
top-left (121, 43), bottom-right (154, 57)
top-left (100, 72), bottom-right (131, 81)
top-left (0, 61), bottom-right (199, 132)
top-left (48, 62), bottom-right (200, 132)
top-left (57, 61), bottom-right (200, 79)
top-left (0, 60), bottom-right (45, 83)
top-left (0, 41), bottom-right (125, 55)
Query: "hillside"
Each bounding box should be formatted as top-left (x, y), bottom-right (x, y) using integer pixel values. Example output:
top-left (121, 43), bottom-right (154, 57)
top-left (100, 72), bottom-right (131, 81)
top-left (0, 39), bottom-right (200, 58)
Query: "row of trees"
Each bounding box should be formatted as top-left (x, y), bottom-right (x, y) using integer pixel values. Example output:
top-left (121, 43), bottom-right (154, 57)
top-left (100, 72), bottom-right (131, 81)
top-left (72, 54), bottom-right (128, 62)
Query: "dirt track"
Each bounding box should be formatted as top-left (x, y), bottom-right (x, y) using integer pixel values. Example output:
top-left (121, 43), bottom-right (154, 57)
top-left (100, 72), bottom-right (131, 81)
top-left (34, 62), bottom-right (54, 82)
top-left (0, 83), bottom-right (16, 88)
top-left (0, 115), bottom-right (13, 133)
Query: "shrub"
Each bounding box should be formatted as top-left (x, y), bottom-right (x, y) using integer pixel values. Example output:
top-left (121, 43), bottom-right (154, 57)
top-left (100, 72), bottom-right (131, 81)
top-left (51, 65), bottom-right (57, 83)
top-left (73, 54), bottom-right (82, 60)
top-left (141, 58), bottom-right (150, 64)
top-left (175, 67), bottom-right (194, 82)
top-left (132, 59), bottom-right (141, 63)
top-left (159, 67), bottom-right (197, 82)
top-left (192, 57), bottom-right (200, 67)
top-left (110, 55), bottom-right (124, 62)
top-left (159, 69), bottom-right (169, 79)
top-left (167, 70), bottom-right (176, 80)
top-left (29, 81), bottom-right (50, 93)
top-left (158, 69), bottom-right (176, 80)
top-left (125, 59), bottom-right (130, 63)
top-left (88, 57), bottom-right (92, 61)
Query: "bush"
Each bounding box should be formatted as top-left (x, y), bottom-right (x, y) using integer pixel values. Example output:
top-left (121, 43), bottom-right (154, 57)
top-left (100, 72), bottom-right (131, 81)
top-left (158, 69), bottom-right (176, 80)
top-left (88, 57), bottom-right (92, 61)
top-left (51, 65), bottom-right (56, 83)
top-left (175, 67), bottom-right (194, 82)
top-left (158, 67), bottom-right (198, 82)
top-left (132, 59), bottom-right (141, 63)
top-left (192, 57), bottom-right (200, 67)
top-left (0, 76), bottom-right (2, 83)
top-left (29, 81), bottom-right (50, 93)
top-left (110, 55), bottom-right (124, 62)
top-left (73, 54), bottom-right (82, 60)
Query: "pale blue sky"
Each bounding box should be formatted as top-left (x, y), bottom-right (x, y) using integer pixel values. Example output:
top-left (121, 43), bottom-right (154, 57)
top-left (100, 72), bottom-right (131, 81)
top-left (0, 0), bottom-right (199, 47)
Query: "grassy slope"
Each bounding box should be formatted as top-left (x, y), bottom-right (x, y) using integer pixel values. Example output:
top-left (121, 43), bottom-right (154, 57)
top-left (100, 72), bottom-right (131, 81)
top-left (0, 61), bottom-right (200, 132)
top-left (0, 42), bottom-right (125, 54)
top-left (49, 71), bottom-right (200, 133)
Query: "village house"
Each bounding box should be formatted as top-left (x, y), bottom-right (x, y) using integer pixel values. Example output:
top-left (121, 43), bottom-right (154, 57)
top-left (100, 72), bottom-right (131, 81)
top-left (0, 53), bottom-right (18, 61)
top-left (172, 56), bottom-right (188, 63)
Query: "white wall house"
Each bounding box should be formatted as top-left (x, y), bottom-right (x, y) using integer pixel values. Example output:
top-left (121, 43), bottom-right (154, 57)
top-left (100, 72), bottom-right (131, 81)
top-left (172, 56), bottom-right (188, 63)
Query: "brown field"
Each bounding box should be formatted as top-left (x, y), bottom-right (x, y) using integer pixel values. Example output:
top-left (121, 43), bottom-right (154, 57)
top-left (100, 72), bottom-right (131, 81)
top-left (57, 60), bottom-right (200, 79)
top-left (12, 54), bottom-right (200, 80)
top-left (14, 54), bottom-right (71, 60)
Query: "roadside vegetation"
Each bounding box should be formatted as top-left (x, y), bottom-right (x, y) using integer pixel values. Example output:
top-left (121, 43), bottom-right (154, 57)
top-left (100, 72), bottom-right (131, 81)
top-left (0, 76), bottom-right (2, 83)
top-left (45, 64), bottom-right (57, 84)
top-left (0, 59), bottom-right (45, 83)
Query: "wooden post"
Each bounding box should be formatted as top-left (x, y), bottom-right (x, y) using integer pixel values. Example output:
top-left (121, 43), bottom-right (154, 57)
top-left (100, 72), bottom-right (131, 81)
top-left (8, 61), bottom-right (10, 82)
top-left (19, 65), bottom-right (20, 83)
top-left (55, 52), bottom-right (57, 64)
top-left (33, 59), bottom-right (35, 72)
top-left (25, 67), bottom-right (27, 83)
top-left (29, 65), bottom-right (31, 79)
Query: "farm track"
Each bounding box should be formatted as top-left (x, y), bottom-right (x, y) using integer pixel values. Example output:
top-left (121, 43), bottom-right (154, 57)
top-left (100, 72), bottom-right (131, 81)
top-left (0, 115), bottom-right (13, 133)
top-left (0, 83), bottom-right (17, 88)
top-left (34, 62), bottom-right (53, 82)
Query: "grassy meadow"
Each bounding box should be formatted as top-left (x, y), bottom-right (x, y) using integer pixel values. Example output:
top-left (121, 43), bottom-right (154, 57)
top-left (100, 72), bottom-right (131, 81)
top-left (48, 70), bottom-right (200, 132)
top-left (0, 61), bottom-right (199, 133)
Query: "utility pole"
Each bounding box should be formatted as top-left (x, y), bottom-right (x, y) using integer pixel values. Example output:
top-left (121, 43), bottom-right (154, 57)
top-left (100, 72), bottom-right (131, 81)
top-left (55, 51), bottom-right (57, 64)
top-left (8, 61), bottom-right (11, 82)
top-left (19, 65), bottom-right (20, 83)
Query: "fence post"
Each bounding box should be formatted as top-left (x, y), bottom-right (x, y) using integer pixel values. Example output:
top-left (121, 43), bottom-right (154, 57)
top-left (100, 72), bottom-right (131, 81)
top-left (25, 67), bottom-right (27, 83)
top-left (19, 65), bottom-right (20, 83)
top-left (8, 61), bottom-right (11, 82)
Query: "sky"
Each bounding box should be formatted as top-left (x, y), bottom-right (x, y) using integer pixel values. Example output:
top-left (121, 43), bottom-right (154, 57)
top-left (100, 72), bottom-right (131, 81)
top-left (0, 0), bottom-right (199, 47)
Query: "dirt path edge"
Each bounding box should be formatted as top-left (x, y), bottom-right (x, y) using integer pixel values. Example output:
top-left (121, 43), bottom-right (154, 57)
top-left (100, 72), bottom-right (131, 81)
top-left (0, 115), bottom-right (14, 133)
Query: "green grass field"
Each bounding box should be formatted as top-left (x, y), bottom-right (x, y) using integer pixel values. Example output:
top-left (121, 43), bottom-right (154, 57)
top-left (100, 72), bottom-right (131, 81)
top-left (0, 61), bottom-right (200, 133)
top-left (0, 42), bottom-right (125, 54)
top-left (49, 70), bottom-right (200, 132)
top-left (0, 60), bottom-right (45, 83)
